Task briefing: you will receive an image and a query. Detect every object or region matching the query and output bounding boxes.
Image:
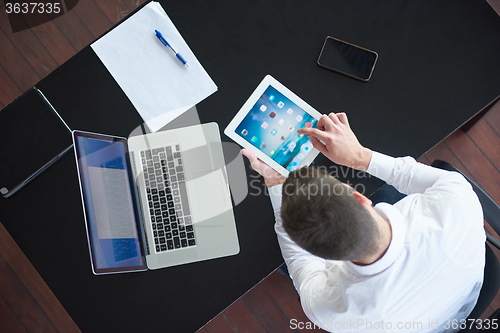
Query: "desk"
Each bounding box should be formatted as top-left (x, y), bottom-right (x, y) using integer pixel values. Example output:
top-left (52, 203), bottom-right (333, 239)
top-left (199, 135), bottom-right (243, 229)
top-left (1, 1), bottom-right (500, 332)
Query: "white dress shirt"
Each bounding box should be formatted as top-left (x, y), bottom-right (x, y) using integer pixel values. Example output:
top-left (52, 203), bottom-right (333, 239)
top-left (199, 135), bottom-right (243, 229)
top-left (269, 152), bottom-right (485, 332)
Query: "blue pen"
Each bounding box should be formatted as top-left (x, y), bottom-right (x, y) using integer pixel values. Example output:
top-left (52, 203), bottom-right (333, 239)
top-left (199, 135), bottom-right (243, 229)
top-left (155, 29), bottom-right (189, 68)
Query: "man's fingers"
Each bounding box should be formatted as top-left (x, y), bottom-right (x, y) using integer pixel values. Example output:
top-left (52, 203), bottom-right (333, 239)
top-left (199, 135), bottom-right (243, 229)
top-left (241, 149), bottom-right (259, 169)
top-left (298, 127), bottom-right (330, 142)
top-left (317, 114), bottom-right (335, 131)
top-left (297, 128), bottom-right (330, 154)
top-left (328, 112), bottom-right (343, 125)
top-left (336, 112), bottom-right (349, 126)
top-left (241, 149), bottom-right (258, 162)
top-left (308, 135), bottom-right (328, 155)
top-left (241, 149), bottom-right (282, 179)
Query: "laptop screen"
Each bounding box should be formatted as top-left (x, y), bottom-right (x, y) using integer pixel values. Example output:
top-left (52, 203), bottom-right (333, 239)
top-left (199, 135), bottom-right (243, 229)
top-left (73, 131), bottom-right (147, 274)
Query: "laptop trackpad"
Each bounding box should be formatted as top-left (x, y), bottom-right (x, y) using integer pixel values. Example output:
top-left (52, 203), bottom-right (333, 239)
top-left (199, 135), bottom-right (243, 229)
top-left (186, 169), bottom-right (232, 223)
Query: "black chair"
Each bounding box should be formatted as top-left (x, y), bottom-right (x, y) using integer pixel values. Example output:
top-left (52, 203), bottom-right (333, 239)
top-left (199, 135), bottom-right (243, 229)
top-left (431, 160), bottom-right (500, 331)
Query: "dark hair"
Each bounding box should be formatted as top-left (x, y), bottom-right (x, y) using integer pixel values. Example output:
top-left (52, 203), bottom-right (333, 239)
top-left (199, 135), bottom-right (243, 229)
top-left (281, 167), bottom-right (379, 261)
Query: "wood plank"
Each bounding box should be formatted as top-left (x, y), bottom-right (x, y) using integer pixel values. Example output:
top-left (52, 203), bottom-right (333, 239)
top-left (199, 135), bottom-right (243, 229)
top-left (0, 28), bottom-right (39, 93)
top-left (260, 271), bottom-right (324, 332)
top-left (71, 0), bottom-right (113, 39)
top-left (0, 7), bottom-right (57, 80)
top-left (487, 0), bottom-right (500, 15)
top-left (93, 0), bottom-right (134, 25)
top-left (0, 64), bottom-right (22, 107)
top-left (480, 306), bottom-right (495, 320)
top-left (483, 221), bottom-right (500, 318)
top-left (28, 20), bottom-right (76, 65)
top-left (0, 222), bottom-right (81, 333)
top-left (0, 296), bottom-right (27, 333)
top-left (203, 313), bottom-right (237, 333)
top-left (416, 154), bottom-right (431, 165)
top-left (421, 140), bottom-right (476, 181)
top-left (0, 254), bottom-right (57, 333)
top-left (121, 0), bottom-right (147, 12)
top-left (489, 293), bottom-right (500, 316)
top-left (467, 119), bottom-right (500, 175)
top-left (460, 96), bottom-right (500, 133)
top-left (51, 10), bottom-right (94, 52)
top-left (197, 329), bottom-right (209, 333)
top-left (223, 298), bottom-right (266, 333)
top-left (484, 99), bottom-right (500, 136)
top-left (242, 284), bottom-right (296, 332)
top-left (444, 130), bottom-right (500, 204)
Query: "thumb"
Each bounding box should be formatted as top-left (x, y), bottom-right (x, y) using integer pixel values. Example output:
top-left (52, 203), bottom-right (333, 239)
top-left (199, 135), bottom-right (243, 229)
top-left (241, 149), bottom-right (261, 171)
top-left (241, 149), bottom-right (257, 162)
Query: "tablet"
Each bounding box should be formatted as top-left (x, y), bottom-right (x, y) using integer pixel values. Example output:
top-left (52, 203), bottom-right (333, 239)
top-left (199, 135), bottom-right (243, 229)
top-left (0, 87), bottom-right (73, 198)
top-left (224, 75), bottom-right (322, 176)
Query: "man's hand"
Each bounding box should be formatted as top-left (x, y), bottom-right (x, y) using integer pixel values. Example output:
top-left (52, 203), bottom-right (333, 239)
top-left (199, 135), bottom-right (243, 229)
top-left (241, 149), bottom-right (286, 188)
top-left (298, 112), bottom-right (372, 171)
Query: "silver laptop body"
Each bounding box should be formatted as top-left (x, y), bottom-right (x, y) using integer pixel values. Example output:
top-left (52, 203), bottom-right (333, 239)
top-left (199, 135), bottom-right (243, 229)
top-left (128, 122), bottom-right (239, 269)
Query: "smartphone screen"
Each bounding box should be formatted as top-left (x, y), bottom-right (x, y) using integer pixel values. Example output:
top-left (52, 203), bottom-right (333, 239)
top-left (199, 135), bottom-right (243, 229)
top-left (317, 37), bottom-right (378, 81)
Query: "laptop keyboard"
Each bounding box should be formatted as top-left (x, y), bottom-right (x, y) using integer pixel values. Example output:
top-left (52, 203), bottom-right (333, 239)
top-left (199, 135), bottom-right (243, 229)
top-left (140, 144), bottom-right (196, 252)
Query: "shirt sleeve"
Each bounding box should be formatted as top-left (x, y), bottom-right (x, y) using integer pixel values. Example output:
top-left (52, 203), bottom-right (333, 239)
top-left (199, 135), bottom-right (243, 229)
top-left (268, 185), bottom-right (326, 292)
top-left (366, 152), bottom-right (474, 197)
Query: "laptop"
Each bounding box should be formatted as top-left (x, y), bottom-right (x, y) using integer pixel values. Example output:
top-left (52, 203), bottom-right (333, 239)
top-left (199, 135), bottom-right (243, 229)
top-left (72, 123), bottom-right (239, 274)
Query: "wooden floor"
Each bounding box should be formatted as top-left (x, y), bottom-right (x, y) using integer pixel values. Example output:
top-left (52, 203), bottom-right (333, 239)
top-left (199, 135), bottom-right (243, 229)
top-left (1, 1), bottom-right (499, 332)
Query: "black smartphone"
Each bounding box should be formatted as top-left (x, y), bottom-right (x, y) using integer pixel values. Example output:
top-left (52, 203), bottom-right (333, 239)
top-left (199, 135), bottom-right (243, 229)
top-left (317, 36), bottom-right (378, 82)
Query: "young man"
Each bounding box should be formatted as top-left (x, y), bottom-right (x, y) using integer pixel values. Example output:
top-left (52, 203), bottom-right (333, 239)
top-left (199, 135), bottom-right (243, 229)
top-left (241, 112), bottom-right (485, 332)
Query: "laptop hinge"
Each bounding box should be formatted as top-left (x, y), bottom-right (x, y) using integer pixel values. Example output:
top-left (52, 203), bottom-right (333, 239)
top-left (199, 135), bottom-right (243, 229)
top-left (129, 150), bottom-right (151, 256)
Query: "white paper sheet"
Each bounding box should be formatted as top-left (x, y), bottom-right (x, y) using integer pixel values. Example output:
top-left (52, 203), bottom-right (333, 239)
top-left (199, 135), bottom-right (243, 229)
top-left (91, 2), bottom-right (217, 132)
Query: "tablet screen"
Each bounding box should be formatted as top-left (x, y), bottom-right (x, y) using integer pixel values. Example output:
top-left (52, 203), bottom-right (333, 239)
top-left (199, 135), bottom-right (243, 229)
top-left (235, 85), bottom-right (318, 172)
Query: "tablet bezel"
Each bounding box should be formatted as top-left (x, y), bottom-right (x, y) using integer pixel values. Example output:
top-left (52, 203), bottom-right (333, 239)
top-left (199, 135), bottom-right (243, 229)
top-left (224, 75), bottom-right (322, 177)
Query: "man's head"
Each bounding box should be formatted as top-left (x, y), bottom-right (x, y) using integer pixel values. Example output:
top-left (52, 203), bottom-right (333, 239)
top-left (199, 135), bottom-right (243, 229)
top-left (281, 167), bottom-right (380, 261)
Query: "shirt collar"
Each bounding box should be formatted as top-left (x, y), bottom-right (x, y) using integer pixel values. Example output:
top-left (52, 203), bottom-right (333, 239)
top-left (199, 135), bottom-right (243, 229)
top-left (344, 203), bottom-right (406, 276)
